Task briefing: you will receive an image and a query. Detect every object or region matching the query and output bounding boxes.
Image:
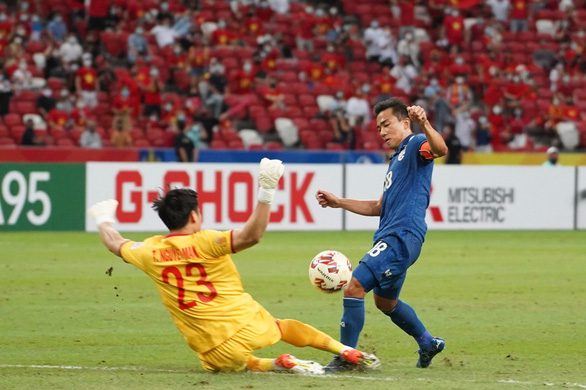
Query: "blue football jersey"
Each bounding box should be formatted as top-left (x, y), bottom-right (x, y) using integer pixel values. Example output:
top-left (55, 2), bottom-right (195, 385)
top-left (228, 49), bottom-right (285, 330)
top-left (373, 133), bottom-right (434, 244)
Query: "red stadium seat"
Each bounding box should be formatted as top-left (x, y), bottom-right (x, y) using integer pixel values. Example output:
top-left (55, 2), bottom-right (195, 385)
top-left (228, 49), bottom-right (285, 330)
top-left (4, 113), bottom-right (23, 127)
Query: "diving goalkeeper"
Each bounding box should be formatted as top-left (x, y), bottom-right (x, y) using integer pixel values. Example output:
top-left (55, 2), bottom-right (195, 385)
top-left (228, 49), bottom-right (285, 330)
top-left (88, 158), bottom-right (379, 374)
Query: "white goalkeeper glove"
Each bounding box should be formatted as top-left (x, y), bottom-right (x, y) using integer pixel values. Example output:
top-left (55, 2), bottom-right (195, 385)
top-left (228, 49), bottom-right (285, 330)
top-left (87, 199), bottom-right (119, 226)
top-left (258, 158), bottom-right (284, 204)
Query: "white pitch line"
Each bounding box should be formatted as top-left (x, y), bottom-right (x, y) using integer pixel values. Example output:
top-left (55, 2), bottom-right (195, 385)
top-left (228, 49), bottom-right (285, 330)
top-left (2, 364), bottom-right (585, 388)
top-left (0, 364), bottom-right (189, 373)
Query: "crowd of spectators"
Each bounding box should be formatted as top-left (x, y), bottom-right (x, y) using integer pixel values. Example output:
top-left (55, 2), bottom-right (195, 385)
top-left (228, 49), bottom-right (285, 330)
top-left (0, 0), bottom-right (585, 155)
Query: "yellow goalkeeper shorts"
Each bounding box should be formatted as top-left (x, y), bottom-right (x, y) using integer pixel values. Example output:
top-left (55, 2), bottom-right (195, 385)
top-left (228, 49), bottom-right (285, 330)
top-left (198, 305), bottom-right (281, 372)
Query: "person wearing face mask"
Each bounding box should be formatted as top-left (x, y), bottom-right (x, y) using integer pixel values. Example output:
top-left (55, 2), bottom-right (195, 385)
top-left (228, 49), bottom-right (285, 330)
top-left (141, 67), bottom-right (162, 117)
top-left (70, 98), bottom-right (94, 127)
top-left (47, 100), bottom-right (70, 133)
top-left (36, 88), bottom-right (56, 118)
top-left (504, 73), bottom-right (531, 109)
top-left (11, 60), bottom-right (34, 90)
top-left (446, 75), bottom-right (472, 108)
top-left (448, 54), bottom-right (472, 77)
top-left (542, 146), bottom-right (561, 166)
top-left (346, 85), bottom-right (372, 127)
top-left (441, 8), bottom-right (465, 49)
top-left (127, 26), bottom-right (150, 64)
top-left (210, 19), bottom-right (237, 46)
top-left (75, 58), bottom-right (99, 108)
top-left (110, 120), bottom-right (133, 148)
top-left (397, 30), bottom-right (420, 68)
top-left (112, 87), bottom-right (133, 131)
top-left (321, 44), bottom-right (345, 73)
top-left (58, 34), bottom-right (83, 64)
top-left (174, 114), bottom-right (195, 162)
top-left (364, 20), bottom-right (384, 62)
top-left (80, 120), bottom-right (102, 148)
top-left (47, 12), bottom-right (68, 43)
top-left (151, 16), bottom-right (177, 48)
top-left (233, 61), bottom-right (256, 94)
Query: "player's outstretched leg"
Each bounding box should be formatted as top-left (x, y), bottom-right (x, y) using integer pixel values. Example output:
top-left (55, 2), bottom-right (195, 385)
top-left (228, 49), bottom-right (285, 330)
top-left (277, 319), bottom-right (380, 373)
top-left (247, 355), bottom-right (324, 375)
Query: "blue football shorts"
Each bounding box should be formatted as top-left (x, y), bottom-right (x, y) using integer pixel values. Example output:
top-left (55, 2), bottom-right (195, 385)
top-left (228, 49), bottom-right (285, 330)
top-left (352, 232), bottom-right (422, 300)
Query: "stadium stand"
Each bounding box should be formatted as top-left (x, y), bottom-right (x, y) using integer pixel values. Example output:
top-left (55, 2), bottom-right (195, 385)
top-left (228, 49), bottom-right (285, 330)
top-left (0, 0), bottom-right (585, 153)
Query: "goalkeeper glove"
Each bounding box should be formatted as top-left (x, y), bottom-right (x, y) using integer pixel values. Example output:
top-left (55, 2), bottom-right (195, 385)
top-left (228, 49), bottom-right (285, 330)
top-left (258, 158), bottom-right (284, 204)
top-left (87, 199), bottom-right (119, 226)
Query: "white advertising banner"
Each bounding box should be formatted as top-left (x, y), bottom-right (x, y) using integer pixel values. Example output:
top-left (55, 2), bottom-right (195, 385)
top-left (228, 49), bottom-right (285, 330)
top-left (577, 167), bottom-right (586, 230)
top-left (345, 165), bottom-right (576, 230)
top-left (86, 163), bottom-right (343, 232)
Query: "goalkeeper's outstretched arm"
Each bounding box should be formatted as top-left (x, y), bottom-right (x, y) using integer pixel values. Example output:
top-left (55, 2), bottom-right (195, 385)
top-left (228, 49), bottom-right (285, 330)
top-left (88, 199), bottom-right (128, 257)
top-left (98, 222), bottom-right (129, 257)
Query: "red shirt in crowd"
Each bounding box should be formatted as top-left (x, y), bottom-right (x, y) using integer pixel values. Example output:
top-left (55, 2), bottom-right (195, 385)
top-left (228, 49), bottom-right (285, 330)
top-left (89, 0), bottom-right (111, 18)
top-left (76, 66), bottom-right (98, 91)
top-left (510, 0), bottom-right (529, 19)
top-left (443, 15), bottom-right (465, 47)
top-left (47, 108), bottom-right (69, 129)
top-left (211, 28), bottom-right (237, 46)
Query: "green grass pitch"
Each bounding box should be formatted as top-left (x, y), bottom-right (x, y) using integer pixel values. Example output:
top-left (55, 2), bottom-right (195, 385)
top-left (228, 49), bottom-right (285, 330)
top-left (1, 230), bottom-right (585, 390)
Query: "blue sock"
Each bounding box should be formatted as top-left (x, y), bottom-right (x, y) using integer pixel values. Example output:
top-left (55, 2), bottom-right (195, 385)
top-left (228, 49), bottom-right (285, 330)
top-left (340, 297), bottom-right (365, 349)
top-left (385, 300), bottom-right (433, 350)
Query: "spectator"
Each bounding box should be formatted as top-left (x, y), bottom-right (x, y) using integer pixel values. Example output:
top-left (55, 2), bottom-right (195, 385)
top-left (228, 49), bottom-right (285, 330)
top-left (390, 56), bottom-right (418, 94)
top-left (75, 57), bottom-right (99, 108)
top-left (30, 14), bottom-right (43, 41)
top-left (58, 89), bottom-right (74, 113)
top-left (509, 0), bottom-right (529, 32)
top-left (210, 19), bottom-right (237, 47)
top-left (295, 5), bottom-right (316, 51)
top-left (36, 88), bottom-right (56, 118)
top-left (97, 58), bottom-right (116, 92)
top-left (11, 60), bottom-right (34, 90)
top-left (397, 30), bottom-right (420, 68)
top-left (58, 34), bottom-right (83, 65)
top-left (110, 121), bottom-right (132, 148)
top-left (151, 16), bottom-right (177, 48)
top-left (47, 12), bottom-right (68, 44)
top-left (127, 26), bottom-right (149, 65)
top-left (425, 84), bottom-right (452, 133)
top-left (487, 0), bottom-right (511, 23)
top-left (47, 100), bottom-right (69, 133)
top-left (70, 98), bottom-right (94, 127)
top-left (442, 8), bottom-right (465, 49)
top-left (453, 104), bottom-right (475, 151)
top-left (80, 121), bottom-right (103, 148)
top-left (88, 0), bottom-right (110, 34)
top-left (377, 27), bottom-right (398, 68)
top-left (261, 77), bottom-right (284, 109)
top-left (364, 20), bottom-right (384, 62)
top-left (175, 119), bottom-right (195, 162)
top-left (473, 115), bottom-right (493, 153)
top-left (141, 67), bottom-right (162, 117)
top-left (112, 87), bottom-right (133, 131)
top-left (443, 122), bottom-right (462, 164)
top-left (446, 76), bottom-right (473, 108)
top-left (346, 85), bottom-right (372, 127)
top-left (0, 75), bottom-right (13, 117)
top-left (21, 118), bottom-right (45, 146)
top-left (542, 146), bottom-right (560, 166)
top-left (373, 66), bottom-right (396, 102)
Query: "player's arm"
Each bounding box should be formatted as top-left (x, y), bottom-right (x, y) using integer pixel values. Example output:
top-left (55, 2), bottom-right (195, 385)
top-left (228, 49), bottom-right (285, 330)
top-left (232, 158), bottom-right (284, 252)
top-left (87, 199), bottom-right (129, 257)
top-left (407, 105), bottom-right (448, 158)
top-left (316, 190), bottom-right (382, 216)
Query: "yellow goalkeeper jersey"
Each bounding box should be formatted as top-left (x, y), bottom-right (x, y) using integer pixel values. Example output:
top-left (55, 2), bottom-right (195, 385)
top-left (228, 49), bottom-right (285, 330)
top-left (120, 230), bottom-right (259, 353)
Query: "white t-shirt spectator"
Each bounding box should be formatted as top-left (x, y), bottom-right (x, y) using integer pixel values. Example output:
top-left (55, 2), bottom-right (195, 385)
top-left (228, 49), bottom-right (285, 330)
top-left (346, 96), bottom-right (371, 125)
top-left (151, 24), bottom-right (176, 48)
top-left (58, 39), bottom-right (83, 64)
top-left (390, 62), bottom-right (418, 93)
top-left (364, 24), bottom-right (385, 59)
top-left (486, 0), bottom-right (510, 22)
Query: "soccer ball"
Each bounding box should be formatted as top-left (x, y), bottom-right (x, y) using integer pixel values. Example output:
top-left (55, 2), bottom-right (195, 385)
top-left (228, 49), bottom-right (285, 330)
top-left (308, 250), bottom-right (353, 293)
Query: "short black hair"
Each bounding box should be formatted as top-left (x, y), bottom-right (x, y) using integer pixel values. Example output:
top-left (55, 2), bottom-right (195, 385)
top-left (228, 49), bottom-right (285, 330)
top-left (152, 188), bottom-right (199, 231)
top-left (373, 98), bottom-right (409, 120)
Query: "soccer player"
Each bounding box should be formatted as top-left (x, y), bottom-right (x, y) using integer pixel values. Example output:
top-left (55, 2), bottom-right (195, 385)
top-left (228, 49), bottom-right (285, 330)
top-left (316, 98), bottom-right (448, 371)
top-left (88, 158), bottom-right (379, 375)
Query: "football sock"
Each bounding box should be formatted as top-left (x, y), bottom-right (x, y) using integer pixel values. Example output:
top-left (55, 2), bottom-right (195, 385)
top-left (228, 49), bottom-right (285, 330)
top-left (278, 319), bottom-right (345, 354)
top-left (340, 297), bottom-right (365, 349)
top-left (385, 300), bottom-right (433, 350)
top-left (247, 356), bottom-right (275, 372)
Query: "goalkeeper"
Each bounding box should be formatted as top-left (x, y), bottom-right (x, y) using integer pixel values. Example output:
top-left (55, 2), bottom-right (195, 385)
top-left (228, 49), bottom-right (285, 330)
top-left (88, 158), bottom-right (379, 374)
